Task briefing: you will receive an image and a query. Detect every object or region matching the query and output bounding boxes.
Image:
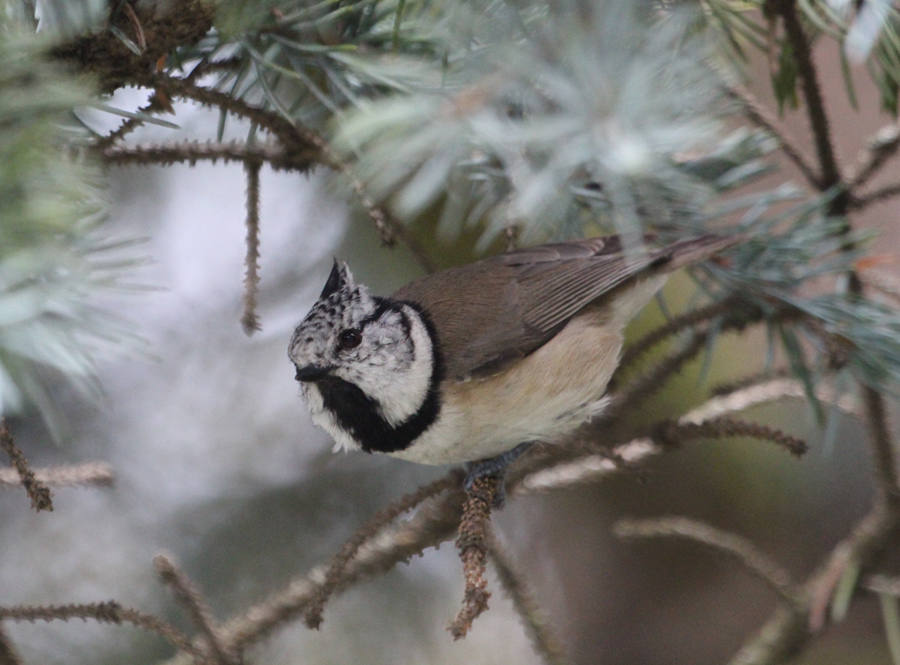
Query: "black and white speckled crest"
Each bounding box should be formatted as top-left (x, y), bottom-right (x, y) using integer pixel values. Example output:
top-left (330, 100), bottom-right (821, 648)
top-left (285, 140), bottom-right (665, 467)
top-left (287, 260), bottom-right (377, 370)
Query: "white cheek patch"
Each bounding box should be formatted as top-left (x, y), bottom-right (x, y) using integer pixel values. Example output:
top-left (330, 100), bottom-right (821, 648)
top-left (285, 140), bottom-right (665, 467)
top-left (363, 304), bottom-right (434, 427)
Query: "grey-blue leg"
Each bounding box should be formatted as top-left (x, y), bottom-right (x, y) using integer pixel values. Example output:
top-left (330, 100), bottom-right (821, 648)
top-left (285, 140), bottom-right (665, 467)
top-left (463, 442), bottom-right (534, 508)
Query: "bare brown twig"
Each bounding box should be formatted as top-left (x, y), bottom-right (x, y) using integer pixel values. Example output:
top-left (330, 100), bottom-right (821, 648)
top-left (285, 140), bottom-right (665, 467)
top-left (615, 517), bottom-right (803, 606)
top-left (210, 485), bottom-right (466, 657)
top-left (241, 160), bottom-right (262, 336)
top-left (155, 554), bottom-right (232, 664)
top-left (726, 84), bottom-right (822, 188)
top-left (488, 532), bottom-right (569, 665)
top-left (606, 329), bottom-right (709, 418)
top-left (845, 124), bottom-right (900, 191)
top-left (0, 462), bottom-right (114, 488)
top-left (0, 601), bottom-right (203, 660)
top-left (772, 0), bottom-right (841, 189)
top-left (0, 420), bottom-right (52, 512)
top-left (95, 97), bottom-right (163, 150)
top-left (302, 472), bottom-right (463, 629)
top-left (99, 140), bottom-right (319, 172)
top-left (449, 475), bottom-right (499, 639)
top-left (0, 625), bottom-right (21, 665)
top-left (656, 418), bottom-right (808, 457)
top-left (619, 297), bottom-right (740, 371)
top-left (850, 181), bottom-right (900, 209)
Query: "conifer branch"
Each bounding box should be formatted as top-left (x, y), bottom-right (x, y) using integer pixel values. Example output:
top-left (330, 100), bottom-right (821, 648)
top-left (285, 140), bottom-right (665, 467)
top-left (619, 296), bottom-right (743, 371)
top-left (845, 124), bottom-right (900, 191)
top-left (0, 601), bottom-right (203, 659)
top-left (302, 472), bottom-right (463, 630)
top-left (0, 420), bottom-right (52, 512)
top-left (655, 418), bottom-right (808, 457)
top-left (99, 140), bottom-right (319, 171)
top-left (726, 84), bottom-right (822, 188)
top-left (615, 517), bottom-right (803, 606)
top-left (488, 532), bottom-right (570, 665)
top-left (850, 181), bottom-right (900, 209)
top-left (449, 475), bottom-right (498, 639)
top-left (241, 160), bottom-right (262, 336)
top-left (0, 462), bottom-right (114, 489)
top-left (155, 554), bottom-right (232, 664)
top-left (0, 625), bottom-right (21, 665)
top-left (770, 0), bottom-right (841, 189)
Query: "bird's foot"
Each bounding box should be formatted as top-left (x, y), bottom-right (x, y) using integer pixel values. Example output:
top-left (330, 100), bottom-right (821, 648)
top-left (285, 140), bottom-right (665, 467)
top-left (463, 442), bottom-right (533, 509)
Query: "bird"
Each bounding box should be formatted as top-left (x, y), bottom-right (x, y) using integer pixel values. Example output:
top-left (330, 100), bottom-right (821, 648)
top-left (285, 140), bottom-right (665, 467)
top-left (288, 233), bottom-right (739, 497)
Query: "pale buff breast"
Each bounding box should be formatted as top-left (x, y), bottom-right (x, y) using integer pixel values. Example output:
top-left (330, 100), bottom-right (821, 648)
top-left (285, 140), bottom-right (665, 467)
top-left (388, 311), bottom-right (622, 465)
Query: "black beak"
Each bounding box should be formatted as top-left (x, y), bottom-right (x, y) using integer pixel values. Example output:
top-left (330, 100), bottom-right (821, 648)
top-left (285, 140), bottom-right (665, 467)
top-left (294, 364), bottom-right (330, 382)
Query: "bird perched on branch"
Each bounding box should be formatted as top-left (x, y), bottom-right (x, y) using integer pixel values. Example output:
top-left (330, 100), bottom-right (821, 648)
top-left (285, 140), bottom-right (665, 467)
top-left (288, 234), bottom-right (739, 498)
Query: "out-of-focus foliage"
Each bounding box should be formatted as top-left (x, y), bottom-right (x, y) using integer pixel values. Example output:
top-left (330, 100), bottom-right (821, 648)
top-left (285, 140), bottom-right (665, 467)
top-left (0, 7), bottom-right (136, 435)
top-left (703, 0), bottom-right (900, 114)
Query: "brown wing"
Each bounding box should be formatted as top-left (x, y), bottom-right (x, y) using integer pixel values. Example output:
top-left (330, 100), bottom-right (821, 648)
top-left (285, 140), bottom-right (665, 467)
top-left (393, 234), bottom-right (738, 379)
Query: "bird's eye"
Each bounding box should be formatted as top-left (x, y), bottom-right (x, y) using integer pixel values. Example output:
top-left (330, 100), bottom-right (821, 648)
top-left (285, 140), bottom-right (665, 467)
top-left (338, 328), bottom-right (362, 350)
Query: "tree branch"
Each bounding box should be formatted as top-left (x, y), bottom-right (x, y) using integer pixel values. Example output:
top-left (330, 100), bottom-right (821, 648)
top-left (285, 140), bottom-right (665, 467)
top-left (615, 517), bottom-right (803, 606)
top-left (0, 419), bottom-right (52, 512)
top-left (771, 0), bottom-right (841, 189)
top-left (155, 554), bottom-right (233, 664)
top-left (845, 124), bottom-right (900, 192)
top-left (241, 160), bottom-right (262, 336)
top-left (726, 84), bottom-right (822, 188)
top-left (0, 601), bottom-right (203, 660)
top-left (488, 532), bottom-right (570, 665)
top-left (0, 462), bottom-right (114, 489)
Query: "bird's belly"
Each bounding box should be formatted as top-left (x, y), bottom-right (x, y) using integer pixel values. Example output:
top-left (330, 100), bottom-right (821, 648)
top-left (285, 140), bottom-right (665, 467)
top-left (388, 313), bottom-right (624, 465)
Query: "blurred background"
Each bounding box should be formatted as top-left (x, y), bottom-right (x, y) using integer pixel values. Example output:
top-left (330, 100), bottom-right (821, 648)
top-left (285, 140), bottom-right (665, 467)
top-left (3, 0), bottom-right (900, 664)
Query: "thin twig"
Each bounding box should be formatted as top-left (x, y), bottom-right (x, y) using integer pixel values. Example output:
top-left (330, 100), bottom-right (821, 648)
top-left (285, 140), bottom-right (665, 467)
top-left (0, 420), bottom-right (52, 512)
top-left (861, 384), bottom-right (900, 503)
top-left (851, 181), bottom-right (900, 209)
top-left (726, 84), bottom-right (822, 188)
top-left (95, 97), bottom-right (162, 150)
top-left (656, 418), bottom-right (808, 457)
top-left (0, 625), bottom-right (21, 665)
top-left (845, 124), bottom-right (900, 191)
top-left (211, 484), bottom-right (466, 657)
top-left (685, 378), bottom-right (860, 424)
top-left (615, 517), bottom-right (803, 606)
top-left (241, 160), bottom-right (262, 336)
top-left (155, 555), bottom-right (232, 664)
top-left (619, 297), bottom-right (740, 371)
top-left (520, 376), bottom-right (840, 495)
top-left (161, 373), bottom-right (831, 663)
top-left (133, 74), bottom-right (320, 154)
top-left (99, 140), bottom-right (319, 172)
top-left (122, 2), bottom-right (147, 50)
top-left (302, 472), bottom-right (463, 629)
top-left (0, 601), bottom-right (203, 660)
top-left (127, 74), bottom-right (434, 273)
top-left (605, 329), bottom-right (709, 418)
top-left (0, 462), bottom-right (115, 489)
top-left (728, 603), bottom-right (807, 665)
top-left (858, 267), bottom-right (900, 306)
top-left (449, 475), bottom-right (499, 639)
top-left (863, 575), bottom-right (900, 597)
top-left (488, 532), bottom-right (569, 665)
top-left (772, 0), bottom-right (841, 188)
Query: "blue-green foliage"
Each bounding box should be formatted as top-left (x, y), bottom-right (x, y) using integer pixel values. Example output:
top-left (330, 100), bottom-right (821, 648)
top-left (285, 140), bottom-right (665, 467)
top-left (0, 10), bottom-right (137, 435)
